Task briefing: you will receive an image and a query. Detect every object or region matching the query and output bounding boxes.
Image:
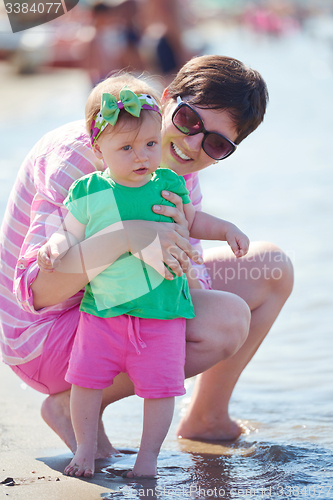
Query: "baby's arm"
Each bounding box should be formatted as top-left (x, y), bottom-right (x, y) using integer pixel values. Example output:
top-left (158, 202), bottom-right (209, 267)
top-left (183, 203), bottom-right (249, 259)
top-left (37, 212), bottom-right (86, 273)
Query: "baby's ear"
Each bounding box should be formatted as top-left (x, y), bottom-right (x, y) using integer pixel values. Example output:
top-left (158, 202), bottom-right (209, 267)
top-left (93, 143), bottom-right (103, 159)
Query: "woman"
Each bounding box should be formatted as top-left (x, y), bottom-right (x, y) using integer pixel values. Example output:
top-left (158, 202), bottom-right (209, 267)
top-left (0, 55), bottom-right (293, 456)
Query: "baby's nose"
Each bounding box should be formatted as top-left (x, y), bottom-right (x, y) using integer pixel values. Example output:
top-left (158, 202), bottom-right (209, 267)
top-left (134, 149), bottom-right (148, 162)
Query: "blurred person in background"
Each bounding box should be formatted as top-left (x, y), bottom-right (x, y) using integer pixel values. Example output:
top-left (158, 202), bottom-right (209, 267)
top-left (136, 0), bottom-right (191, 77)
top-left (86, 0), bottom-right (144, 86)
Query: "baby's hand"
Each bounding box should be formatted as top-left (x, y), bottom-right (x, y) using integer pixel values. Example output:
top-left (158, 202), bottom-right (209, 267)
top-left (225, 225), bottom-right (250, 259)
top-left (37, 243), bottom-right (60, 273)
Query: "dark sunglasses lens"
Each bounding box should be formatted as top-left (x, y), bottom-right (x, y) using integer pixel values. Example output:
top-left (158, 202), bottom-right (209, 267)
top-left (203, 133), bottom-right (235, 160)
top-left (173, 105), bottom-right (202, 134)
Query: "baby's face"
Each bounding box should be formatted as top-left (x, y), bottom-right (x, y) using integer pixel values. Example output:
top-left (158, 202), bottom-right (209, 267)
top-left (96, 113), bottom-right (162, 188)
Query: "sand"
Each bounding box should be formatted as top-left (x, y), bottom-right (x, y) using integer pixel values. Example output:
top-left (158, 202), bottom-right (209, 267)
top-left (0, 360), bottom-right (138, 499)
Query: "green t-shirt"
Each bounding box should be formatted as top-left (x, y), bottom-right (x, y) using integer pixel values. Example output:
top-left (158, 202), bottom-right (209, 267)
top-left (64, 168), bottom-right (195, 320)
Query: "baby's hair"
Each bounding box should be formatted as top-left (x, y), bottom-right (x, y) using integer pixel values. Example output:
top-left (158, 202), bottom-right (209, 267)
top-left (85, 72), bottom-right (162, 139)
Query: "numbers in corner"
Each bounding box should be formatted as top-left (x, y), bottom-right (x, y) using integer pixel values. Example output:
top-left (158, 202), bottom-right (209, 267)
top-left (5, 2), bottom-right (62, 14)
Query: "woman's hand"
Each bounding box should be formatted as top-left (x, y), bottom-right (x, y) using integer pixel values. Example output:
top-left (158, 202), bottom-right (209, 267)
top-left (124, 220), bottom-right (202, 280)
top-left (124, 190), bottom-right (203, 281)
top-left (153, 190), bottom-right (202, 278)
top-left (153, 190), bottom-right (190, 237)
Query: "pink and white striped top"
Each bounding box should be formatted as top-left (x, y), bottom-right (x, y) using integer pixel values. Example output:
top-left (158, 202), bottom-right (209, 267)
top-left (0, 120), bottom-right (211, 366)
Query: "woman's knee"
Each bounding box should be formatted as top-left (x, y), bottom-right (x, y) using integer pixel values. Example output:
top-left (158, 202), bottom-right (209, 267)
top-left (213, 294), bottom-right (251, 359)
top-left (226, 295), bottom-right (250, 356)
top-left (190, 289), bottom-right (251, 357)
top-left (257, 242), bottom-right (294, 298)
top-left (100, 373), bottom-right (135, 411)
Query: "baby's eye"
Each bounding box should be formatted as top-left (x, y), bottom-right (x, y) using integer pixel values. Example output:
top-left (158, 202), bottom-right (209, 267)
top-left (147, 141), bottom-right (156, 147)
top-left (122, 145), bottom-right (132, 151)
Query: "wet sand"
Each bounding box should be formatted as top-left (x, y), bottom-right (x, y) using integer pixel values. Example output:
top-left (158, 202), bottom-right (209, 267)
top-left (0, 361), bottom-right (122, 498)
top-left (1, 361), bottom-right (242, 498)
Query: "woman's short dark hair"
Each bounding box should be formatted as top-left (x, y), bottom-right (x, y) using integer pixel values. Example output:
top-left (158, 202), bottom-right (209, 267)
top-left (167, 55), bottom-right (269, 144)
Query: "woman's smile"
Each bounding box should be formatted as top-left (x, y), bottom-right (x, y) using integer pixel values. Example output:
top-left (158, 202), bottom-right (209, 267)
top-left (171, 142), bottom-right (192, 161)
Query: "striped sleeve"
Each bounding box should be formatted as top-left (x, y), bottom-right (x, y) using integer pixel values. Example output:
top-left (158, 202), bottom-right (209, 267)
top-left (13, 132), bottom-right (98, 314)
top-left (0, 121), bottom-right (98, 365)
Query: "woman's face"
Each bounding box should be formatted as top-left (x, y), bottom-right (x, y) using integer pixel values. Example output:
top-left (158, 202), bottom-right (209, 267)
top-left (160, 98), bottom-right (238, 176)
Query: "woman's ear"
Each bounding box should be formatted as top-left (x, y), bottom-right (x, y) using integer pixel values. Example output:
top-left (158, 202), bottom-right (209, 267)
top-left (93, 142), bottom-right (103, 159)
top-left (161, 87), bottom-right (170, 104)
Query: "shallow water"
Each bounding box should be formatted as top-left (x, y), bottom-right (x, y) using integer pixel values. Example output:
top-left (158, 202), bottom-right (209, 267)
top-left (1, 22), bottom-right (333, 500)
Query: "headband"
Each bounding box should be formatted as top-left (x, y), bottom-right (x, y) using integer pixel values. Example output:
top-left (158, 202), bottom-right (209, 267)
top-left (90, 86), bottom-right (162, 146)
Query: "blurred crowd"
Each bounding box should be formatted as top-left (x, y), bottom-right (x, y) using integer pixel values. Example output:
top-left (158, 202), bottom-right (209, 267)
top-left (0, 0), bottom-right (332, 82)
top-left (85, 0), bottom-right (195, 85)
top-left (0, 0), bottom-right (198, 82)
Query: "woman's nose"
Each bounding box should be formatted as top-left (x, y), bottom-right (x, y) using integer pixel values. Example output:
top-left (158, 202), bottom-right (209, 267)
top-left (183, 133), bottom-right (203, 153)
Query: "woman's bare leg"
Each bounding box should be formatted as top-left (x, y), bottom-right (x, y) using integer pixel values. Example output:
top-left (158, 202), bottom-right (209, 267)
top-left (176, 241), bottom-right (294, 440)
top-left (41, 390), bottom-right (76, 453)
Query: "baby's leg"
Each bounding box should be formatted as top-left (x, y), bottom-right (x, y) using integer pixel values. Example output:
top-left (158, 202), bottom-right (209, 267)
top-left (64, 385), bottom-right (103, 478)
top-left (127, 397), bottom-right (174, 478)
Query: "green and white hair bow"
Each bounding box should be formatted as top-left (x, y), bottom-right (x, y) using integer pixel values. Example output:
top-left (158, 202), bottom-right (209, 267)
top-left (90, 86), bottom-right (161, 145)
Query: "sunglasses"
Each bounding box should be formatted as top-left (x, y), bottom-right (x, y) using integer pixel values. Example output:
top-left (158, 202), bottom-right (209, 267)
top-left (172, 96), bottom-right (237, 161)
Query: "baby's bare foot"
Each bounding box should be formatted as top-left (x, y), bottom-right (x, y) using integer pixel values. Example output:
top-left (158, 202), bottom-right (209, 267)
top-left (128, 449), bottom-right (158, 478)
top-left (122, 469), bottom-right (157, 479)
top-left (41, 393), bottom-right (118, 458)
top-left (64, 445), bottom-right (95, 478)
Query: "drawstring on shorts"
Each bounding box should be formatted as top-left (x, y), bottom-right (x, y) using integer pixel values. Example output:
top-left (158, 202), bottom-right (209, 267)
top-left (127, 316), bottom-right (146, 355)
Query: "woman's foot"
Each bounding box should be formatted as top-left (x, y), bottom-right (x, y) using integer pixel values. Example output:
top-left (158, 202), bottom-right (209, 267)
top-left (96, 418), bottom-right (120, 459)
top-left (176, 412), bottom-right (244, 441)
top-left (41, 393), bottom-right (119, 457)
top-left (64, 444), bottom-right (95, 478)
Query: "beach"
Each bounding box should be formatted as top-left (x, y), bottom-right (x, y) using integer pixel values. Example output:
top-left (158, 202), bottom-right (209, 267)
top-left (1, 14), bottom-right (333, 500)
top-left (0, 361), bottom-right (114, 499)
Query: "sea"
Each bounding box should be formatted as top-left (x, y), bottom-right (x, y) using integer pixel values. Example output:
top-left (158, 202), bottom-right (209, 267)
top-left (0, 18), bottom-right (332, 500)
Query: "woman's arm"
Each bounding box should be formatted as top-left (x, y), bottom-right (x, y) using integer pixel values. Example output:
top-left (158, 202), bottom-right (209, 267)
top-left (31, 214), bottom-right (202, 309)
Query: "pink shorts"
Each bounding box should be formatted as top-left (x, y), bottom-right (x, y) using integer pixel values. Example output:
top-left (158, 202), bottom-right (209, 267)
top-left (66, 312), bottom-right (186, 398)
top-left (10, 306), bottom-right (80, 394)
top-left (198, 278), bottom-right (212, 290)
